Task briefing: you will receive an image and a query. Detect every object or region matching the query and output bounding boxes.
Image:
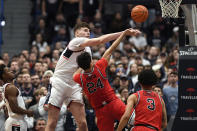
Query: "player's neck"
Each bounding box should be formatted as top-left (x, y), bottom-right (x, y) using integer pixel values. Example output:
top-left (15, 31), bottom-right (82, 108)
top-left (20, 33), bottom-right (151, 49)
top-left (84, 64), bottom-right (93, 73)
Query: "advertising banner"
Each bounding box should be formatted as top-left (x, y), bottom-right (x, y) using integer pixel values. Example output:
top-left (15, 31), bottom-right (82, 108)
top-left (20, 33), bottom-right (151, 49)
top-left (172, 46), bottom-right (197, 131)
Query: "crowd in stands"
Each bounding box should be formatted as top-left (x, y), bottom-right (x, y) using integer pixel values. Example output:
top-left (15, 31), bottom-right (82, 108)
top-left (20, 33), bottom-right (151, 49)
top-left (0, 0), bottom-right (180, 130)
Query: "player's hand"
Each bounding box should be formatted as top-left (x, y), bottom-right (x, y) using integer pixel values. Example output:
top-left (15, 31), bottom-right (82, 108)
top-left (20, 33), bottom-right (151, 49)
top-left (125, 28), bottom-right (141, 36)
top-left (27, 110), bottom-right (34, 117)
top-left (43, 104), bottom-right (49, 111)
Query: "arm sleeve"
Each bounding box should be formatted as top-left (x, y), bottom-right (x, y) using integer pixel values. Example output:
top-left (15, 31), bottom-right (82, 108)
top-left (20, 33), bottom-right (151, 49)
top-left (68, 37), bottom-right (88, 51)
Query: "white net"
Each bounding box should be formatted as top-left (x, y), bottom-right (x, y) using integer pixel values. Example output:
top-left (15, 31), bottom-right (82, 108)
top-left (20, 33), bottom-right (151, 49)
top-left (159, 0), bottom-right (182, 18)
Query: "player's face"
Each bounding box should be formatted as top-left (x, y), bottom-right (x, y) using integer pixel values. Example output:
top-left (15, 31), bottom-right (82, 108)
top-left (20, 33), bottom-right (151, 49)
top-left (75, 27), bottom-right (90, 38)
top-left (3, 67), bottom-right (15, 81)
top-left (153, 87), bottom-right (163, 96)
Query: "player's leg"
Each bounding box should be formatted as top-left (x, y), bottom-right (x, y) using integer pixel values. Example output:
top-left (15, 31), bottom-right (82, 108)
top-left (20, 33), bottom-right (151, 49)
top-left (67, 84), bottom-right (88, 131)
top-left (45, 85), bottom-right (65, 131)
top-left (112, 98), bottom-right (126, 121)
top-left (45, 104), bottom-right (60, 131)
top-left (69, 102), bottom-right (88, 131)
top-left (96, 108), bottom-right (114, 131)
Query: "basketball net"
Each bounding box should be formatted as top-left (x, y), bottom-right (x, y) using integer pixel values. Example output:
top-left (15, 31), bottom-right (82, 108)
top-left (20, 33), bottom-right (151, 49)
top-left (159, 0), bottom-right (182, 18)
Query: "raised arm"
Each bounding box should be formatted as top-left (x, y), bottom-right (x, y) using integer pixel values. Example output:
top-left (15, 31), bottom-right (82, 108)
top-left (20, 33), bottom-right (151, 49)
top-left (80, 31), bottom-right (123, 48)
top-left (5, 85), bottom-right (33, 117)
top-left (102, 29), bottom-right (140, 61)
top-left (117, 94), bottom-right (137, 131)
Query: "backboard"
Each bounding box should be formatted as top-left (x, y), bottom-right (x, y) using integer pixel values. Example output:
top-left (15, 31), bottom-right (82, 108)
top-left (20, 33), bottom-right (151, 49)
top-left (113, 0), bottom-right (197, 46)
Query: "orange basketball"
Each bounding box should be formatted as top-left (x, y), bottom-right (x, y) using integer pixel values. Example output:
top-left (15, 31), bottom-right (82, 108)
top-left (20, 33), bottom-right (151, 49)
top-left (131, 5), bottom-right (149, 23)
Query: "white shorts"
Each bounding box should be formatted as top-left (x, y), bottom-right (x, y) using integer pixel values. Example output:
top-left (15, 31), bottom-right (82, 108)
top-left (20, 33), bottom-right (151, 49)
top-left (48, 77), bottom-right (83, 108)
top-left (5, 117), bottom-right (27, 131)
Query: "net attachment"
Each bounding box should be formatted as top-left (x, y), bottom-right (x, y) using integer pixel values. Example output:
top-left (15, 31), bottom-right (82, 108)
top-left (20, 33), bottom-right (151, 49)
top-left (159, 0), bottom-right (182, 18)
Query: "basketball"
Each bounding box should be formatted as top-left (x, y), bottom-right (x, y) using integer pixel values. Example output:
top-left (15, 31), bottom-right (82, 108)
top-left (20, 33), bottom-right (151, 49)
top-left (131, 5), bottom-right (149, 23)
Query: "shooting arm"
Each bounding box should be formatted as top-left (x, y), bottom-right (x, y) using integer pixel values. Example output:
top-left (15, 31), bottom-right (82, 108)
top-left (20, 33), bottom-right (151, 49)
top-left (102, 30), bottom-right (128, 61)
top-left (80, 31), bottom-right (123, 48)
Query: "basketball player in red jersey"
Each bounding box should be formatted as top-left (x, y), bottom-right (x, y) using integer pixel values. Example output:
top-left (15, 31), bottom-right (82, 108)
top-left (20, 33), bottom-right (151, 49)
top-left (73, 29), bottom-right (141, 131)
top-left (117, 69), bottom-right (167, 131)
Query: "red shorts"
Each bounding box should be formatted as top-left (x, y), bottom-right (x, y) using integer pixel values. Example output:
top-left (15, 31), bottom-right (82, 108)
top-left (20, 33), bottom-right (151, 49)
top-left (95, 98), bottom-right (126, 131)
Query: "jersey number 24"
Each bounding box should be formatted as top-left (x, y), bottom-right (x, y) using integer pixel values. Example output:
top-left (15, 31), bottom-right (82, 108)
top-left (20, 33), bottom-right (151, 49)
top-left (86, 78), bottom-right (104, 94)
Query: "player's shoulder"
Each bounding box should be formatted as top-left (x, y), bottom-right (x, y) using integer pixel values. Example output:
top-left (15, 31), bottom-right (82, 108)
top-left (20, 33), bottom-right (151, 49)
top-left (5, 84), bottom-right (18, 96)
top-left (96, 58), bottom-right (107, 65)
top-left (69, 37), bottom-right (88, 45)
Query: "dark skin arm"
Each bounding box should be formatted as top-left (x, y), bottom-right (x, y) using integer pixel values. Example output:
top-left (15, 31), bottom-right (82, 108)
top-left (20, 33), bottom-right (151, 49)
top-left (5, 84), bottom-right (33, 117)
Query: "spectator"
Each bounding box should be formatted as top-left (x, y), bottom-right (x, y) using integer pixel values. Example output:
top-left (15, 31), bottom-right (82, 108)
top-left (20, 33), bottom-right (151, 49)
top-left (163, 71), bottom-right (178, 120)
top-left (32, 33), bottom-right (49, 54)
top-left (31, 74), bottom-right (41, 89)
top-left (129, 32), bottom-right (147, 51)
top-left (20, 73), bottom-right (35, 108)
top-left (2, 53), bottom-right (9, 66)
top-left (52, 26), bottom-right (69, 47)
top-left (29, 89), bottom-right (43, 119)
top-left (119, 87), bottom-right (129, 104)
top-left (10, 61), bottom-right (20, 76)
top-left (34, 117), bottom-right (47, 131)
top-left (33, 61), bottom-right (44, 78)
top-left (52, 49), bottom-right (60, 61)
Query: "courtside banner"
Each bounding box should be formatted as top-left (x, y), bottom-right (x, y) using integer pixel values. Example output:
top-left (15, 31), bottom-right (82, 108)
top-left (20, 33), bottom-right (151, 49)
top-left (172, 46), bottom-right (197, 131)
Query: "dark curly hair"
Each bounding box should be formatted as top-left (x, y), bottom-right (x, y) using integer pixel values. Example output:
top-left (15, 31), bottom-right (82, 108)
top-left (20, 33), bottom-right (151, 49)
top-left (138, 69), bottom-right (158, 86)
top-left (0, 64), bottom-right (6, 80)
top-left (76, 52), bottom-right (91, 70)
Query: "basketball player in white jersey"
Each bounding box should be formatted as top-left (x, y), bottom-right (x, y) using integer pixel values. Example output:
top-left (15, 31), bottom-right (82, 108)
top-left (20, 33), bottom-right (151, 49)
top-left (46, 22), bottom-right (139, 131)
top-left (0, 64), bottom-right (34, 131)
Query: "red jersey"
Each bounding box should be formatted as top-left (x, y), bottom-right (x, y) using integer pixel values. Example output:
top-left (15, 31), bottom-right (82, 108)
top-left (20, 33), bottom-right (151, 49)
top-left (74, 58), bottom-right (117, 109)
top-left (134, 90), bottom-right (163, 130)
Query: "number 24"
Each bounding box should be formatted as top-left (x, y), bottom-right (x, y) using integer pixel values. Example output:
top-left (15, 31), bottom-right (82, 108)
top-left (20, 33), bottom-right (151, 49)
top-left (86, 78), bottom-right (104, 93)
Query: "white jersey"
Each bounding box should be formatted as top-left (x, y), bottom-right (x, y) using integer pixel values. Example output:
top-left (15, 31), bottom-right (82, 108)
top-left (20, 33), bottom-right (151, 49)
top-left (52, 37), bottom-right (91, 85)
top-left (2, 83), bottom-right (26, 119)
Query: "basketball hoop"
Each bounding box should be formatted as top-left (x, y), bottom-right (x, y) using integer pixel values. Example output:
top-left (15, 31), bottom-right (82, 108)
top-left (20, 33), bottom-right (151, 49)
top-left (159, 0), bottom-right (182, 18)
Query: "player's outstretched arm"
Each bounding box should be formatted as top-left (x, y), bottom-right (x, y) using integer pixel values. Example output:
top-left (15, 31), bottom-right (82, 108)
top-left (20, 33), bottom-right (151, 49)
top-left (117, 94), bottom-right (137, 131)
top-left (102, 29), bottom-right (140, 61)
top-left (80, 28), bottom-right (140, 48)
top-left (5, 85), bottom-right (33, 117)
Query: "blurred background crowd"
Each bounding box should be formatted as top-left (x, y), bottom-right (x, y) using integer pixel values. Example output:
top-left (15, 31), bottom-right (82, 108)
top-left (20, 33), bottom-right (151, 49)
top-left (0, 0), bottom-right (179, 130)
